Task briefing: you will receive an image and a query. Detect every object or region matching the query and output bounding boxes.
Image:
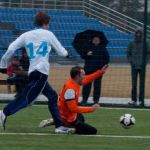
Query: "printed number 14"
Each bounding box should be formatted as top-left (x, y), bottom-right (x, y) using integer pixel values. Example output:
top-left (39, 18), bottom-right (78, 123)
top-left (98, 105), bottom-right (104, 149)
top-left (27, 42), bottom-right (48, 59)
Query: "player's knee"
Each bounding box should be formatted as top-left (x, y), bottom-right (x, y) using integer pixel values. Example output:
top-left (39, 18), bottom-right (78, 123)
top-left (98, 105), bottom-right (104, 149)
top-left (90, 127), bottom-right (97, 135)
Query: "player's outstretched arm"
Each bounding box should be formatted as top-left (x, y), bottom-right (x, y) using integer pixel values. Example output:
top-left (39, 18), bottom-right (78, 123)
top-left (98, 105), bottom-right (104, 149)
top-left (49, 32), bottom-right (68, 57)
top-left (82, 64), bottom-right (108, 85)
top-left (64, 88), bottom-right (95, 113)
top-left (100, 64), bottom-right (109, 74)
top-left (66, 100), bottom-right (95, 113)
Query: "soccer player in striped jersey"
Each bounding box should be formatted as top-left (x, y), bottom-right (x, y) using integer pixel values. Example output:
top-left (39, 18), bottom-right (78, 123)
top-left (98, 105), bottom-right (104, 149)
top-left (39, 65), bottom-right (108, 134)
top-left (0, 12), bottom-right (75, 134)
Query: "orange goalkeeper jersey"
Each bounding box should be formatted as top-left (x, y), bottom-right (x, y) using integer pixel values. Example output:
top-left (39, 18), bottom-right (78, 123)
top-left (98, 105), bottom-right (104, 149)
top-left (58, 70), bottom-right (103, 123)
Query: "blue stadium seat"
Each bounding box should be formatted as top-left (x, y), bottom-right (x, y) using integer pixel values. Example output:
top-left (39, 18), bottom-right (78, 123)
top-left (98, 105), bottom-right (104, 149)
top-left (0, 7), bottom-right (134, 58)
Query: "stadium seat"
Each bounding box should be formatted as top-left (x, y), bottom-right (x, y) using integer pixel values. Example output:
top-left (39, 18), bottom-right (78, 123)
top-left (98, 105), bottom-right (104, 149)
top-left (0, 7), bottom-right (134, 58)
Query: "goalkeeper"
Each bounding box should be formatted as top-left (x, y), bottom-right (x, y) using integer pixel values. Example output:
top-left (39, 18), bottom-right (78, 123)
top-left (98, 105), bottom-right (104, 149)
top-left (39, 65), bottom-right (108, 135)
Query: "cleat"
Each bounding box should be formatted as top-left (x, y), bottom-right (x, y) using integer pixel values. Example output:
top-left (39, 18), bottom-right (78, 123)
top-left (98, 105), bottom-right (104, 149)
top-left (128, 100), bottom-right (136, 105)
top-left (39, 118), bottom-right (54, 128)
top-left (55, 126), bottom-right (75, 134)
top-left (0, 110), bottom-right (6, 130)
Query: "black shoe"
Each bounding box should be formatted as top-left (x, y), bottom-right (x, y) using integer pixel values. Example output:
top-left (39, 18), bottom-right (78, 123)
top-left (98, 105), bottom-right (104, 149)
top-left (139, 101), bottom-right (144, 107)
top-left (80, 101), bottom-right (87, 106)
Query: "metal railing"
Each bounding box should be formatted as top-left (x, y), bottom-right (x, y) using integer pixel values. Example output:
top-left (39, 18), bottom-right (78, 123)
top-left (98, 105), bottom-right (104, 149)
top-left (0, 0), bottom-right (150, 38)
top-left (0, 0), bottom-right (83, 10)
top-left (83, 0), bottom-right (150, 38)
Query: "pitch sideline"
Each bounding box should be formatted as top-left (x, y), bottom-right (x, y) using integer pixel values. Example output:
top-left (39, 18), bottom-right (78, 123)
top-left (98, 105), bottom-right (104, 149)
top-left (0, 132), bottom-right (150, 139)
top-left (33, 104), bottom-right (150, 111)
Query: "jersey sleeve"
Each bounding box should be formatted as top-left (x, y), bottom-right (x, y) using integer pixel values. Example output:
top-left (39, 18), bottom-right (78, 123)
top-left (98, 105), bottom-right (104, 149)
top-left (64, 89), bottom-right (76, 101)
top-left (64, 85), bottom-right (95, 113)
top-left (0, 34), bottom-right (25, 68)
top-left (82, 70), bottom-right (103, 85)
top-left (49, 32), bottom-right (68, 57)
top-left (66, 100), bottom-right (95, 113)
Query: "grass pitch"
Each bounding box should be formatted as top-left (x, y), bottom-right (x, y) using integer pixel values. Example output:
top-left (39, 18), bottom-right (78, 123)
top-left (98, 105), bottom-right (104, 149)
top-left (0, 104), bottom-right (150, 150)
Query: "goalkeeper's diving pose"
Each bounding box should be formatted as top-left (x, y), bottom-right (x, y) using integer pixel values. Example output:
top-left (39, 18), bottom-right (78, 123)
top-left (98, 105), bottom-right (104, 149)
top-left (39, 65), bottom-right (108, 134)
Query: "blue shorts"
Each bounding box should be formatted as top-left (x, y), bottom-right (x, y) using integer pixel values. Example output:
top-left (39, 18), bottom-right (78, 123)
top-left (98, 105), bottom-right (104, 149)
top-left (3, 70), bottom-right (62, 127)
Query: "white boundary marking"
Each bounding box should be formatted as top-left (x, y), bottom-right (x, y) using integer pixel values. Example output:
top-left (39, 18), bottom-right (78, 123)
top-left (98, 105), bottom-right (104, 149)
top-left (0, 132), bottom-right (150, 139)
top-left (100, 107), bottom-right (150, 111)
top-left (1, 94), bottom-right (150, 107)
top-left (33, 104), bottom-right (150, 111)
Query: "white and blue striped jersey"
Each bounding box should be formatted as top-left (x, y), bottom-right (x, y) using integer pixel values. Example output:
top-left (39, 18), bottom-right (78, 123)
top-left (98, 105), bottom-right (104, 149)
top-left (0, 29), bottom-right (68, 75)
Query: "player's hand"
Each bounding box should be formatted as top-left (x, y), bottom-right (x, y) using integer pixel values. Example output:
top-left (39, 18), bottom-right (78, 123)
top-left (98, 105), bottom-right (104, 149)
top-left (0, 68), bottom-right (7, 74)
top-left (92, 103), bottom-right (100, 111)
top-left (100, 64), bottom-right (109, 74)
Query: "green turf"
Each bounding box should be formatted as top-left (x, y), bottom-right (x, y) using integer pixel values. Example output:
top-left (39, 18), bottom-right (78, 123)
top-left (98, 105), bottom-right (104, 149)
top-left (0, 104), bottom-right (150, 150)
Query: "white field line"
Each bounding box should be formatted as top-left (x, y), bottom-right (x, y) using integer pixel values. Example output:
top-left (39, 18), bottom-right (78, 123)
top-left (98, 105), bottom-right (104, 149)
top-left (0, 132), bottom-right (150, 139)
top-left (33, 104), bottom-right (150, 111)
top-left (100, 107), bottom-right (150, 111)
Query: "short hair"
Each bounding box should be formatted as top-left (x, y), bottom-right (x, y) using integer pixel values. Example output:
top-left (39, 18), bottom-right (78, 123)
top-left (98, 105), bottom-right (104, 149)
top-left (34, 12), bottom-right (50, 27)
top-left (70, 66), bottom-right (84, 79)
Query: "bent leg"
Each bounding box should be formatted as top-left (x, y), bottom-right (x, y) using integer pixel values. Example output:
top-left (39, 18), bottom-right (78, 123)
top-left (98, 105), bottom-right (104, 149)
top-left (42, 82), bottom-right (62, 128)
top-left (3, 71), bottom-right (47, 116)
top-left (71, 114), bottom-right (97, 135)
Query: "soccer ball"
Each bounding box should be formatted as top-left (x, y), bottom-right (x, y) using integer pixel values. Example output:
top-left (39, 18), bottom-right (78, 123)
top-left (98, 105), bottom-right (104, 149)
top-left (119, 114), bottom-right (135, 129)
